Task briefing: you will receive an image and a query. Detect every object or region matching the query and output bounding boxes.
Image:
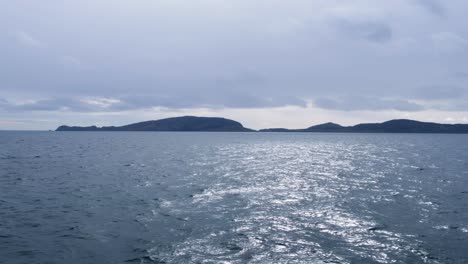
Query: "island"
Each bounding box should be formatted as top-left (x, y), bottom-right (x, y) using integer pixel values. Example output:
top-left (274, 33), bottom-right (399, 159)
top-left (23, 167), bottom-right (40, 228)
top-left (259, 119), bottom-right (468, 133)
top-left (56, 116), bottom-right (254, 132)
top-left (57, 117), bottom-right (468, 133)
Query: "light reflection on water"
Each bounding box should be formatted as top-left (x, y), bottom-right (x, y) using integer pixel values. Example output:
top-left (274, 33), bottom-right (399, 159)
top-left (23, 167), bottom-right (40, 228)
top-left (1, 132), bottom-right (468, 263)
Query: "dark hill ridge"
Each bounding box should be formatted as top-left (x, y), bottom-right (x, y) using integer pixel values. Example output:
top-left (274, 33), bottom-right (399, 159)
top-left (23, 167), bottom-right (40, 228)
top-left (57, 116), bottom-right (253, 132)
top-left (305, 122), bottom-right (343, 132)
top-left (57, 117), bottom-right (468, 133)
top-left (349, 119), bottom-right (468, 133)
top-left (260, 119), bottom-right (468, 133)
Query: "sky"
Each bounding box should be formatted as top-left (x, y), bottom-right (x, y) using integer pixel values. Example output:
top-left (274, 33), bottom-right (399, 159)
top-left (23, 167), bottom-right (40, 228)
top-left (1, 0), bottom-right (468, 130)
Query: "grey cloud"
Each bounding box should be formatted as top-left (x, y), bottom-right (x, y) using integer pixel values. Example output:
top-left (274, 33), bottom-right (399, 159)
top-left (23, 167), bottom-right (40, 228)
top-left (454, 72), bottom-right (468, 79)
top-left (314, 96), bottom-right (424, 112)
top-left (0, 93), bottom-right (307, 113)
top-left (12, 30), bottom-right (45, 48)
top-left (214, 71), bottom-right (266, 87)
top-left (2, 1), bottom-right (468, 129)
top-left (213, 94), bottom-right (307, 109)
top-left (59, 55), bottom-right (84, 69)
top-left (431, 32), bottom-right (468, 53)
top-left (414, 85), bottom-right (466, 100)
top-left (332, 19), bottom-right (393, 43)
top-left (111, 93), bottom-right (306, 110)
top-left (125, 93), bottom-right (308, 109)
top-left (425, 99), bottom-right (468, 111)
top-left (0, 98), bottom-right (8, 108)
top-left (415, 0), bottom-right (445, 18)
top-left (0, 98), bottom-right (99, 112)
top-left (446, 100), bottom-right (468, 111)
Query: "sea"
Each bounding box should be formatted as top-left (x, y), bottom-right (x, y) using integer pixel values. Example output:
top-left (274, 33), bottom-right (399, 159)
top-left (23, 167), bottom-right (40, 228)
top-left (1, 131), bottom-right (468, 264)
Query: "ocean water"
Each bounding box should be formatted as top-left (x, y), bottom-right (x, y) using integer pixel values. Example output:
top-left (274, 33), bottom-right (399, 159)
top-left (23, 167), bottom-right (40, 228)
top-left (1, 132), bottom-right (468, 264)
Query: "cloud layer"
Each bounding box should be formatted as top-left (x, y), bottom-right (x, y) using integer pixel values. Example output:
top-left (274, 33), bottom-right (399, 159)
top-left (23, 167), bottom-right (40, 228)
top-left (1, 0), bottom-right (468, 129)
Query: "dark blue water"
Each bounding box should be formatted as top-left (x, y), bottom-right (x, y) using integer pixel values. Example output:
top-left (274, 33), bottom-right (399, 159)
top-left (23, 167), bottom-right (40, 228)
top-left (1, 132), bottom-right (468, 264)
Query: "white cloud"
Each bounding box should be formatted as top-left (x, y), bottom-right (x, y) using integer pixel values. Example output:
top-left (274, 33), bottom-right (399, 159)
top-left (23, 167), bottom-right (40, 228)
top-left (80, 97), bottom-right (121, 108)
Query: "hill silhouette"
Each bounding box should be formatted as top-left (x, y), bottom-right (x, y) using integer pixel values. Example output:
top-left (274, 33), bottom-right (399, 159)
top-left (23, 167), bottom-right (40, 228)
top-left (260, 119), bottom-right (468, 133)
top-left (57, 116), bottom-right (253, 132)
top-left (57, 117), bottom-right (468, 133)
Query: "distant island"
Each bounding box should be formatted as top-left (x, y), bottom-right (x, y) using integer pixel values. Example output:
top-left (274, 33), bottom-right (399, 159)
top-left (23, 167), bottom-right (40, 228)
top-left (260, 119), bottom-right (468, 133)
top-left (56, 116), bottom-right (254, 132)
top-left (56, 116), bottom-right (468, 133)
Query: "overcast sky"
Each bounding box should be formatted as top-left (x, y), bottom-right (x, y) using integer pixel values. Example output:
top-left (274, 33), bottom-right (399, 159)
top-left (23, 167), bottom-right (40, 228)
top-left (1, 0), bottom-right (468, 130)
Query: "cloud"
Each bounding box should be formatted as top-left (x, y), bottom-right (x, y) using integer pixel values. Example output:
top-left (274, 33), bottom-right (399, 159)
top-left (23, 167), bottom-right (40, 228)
top-left (415, 0), bottom-right (445, 17)
top-left (59, 55), bottom-right (84, 69)
top-left (0, 98), bottom-right (8, 108)
top-left (414, 85), bottom-right (466, 100)
top-left (12, 30), bottom-right (45, 48)
top-left (444, 100), bottom-right (468, 111)
top-left (214, 71), bottom-right (266, 87)
top-left (431, 32), bottom-right (468, 53)
top-left (0, 94), bottom-right (307, 113)
top-left (454, 72), bottom-right (468, 79)
top-left (314, 96), bottom-right (424, 112)
top-left (332, 19), bottom-right (393, 43)
top-left (0, 97), bottom-right (123, 112)
top-left (2, 1), bottom-right (468, 129)
top-left (0, 98), bottom-right (90, 112)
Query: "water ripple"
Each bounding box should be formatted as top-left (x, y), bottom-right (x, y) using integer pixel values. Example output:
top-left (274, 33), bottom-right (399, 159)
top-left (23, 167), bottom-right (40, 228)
top-left (1, 132), bottom-right (467, 263)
